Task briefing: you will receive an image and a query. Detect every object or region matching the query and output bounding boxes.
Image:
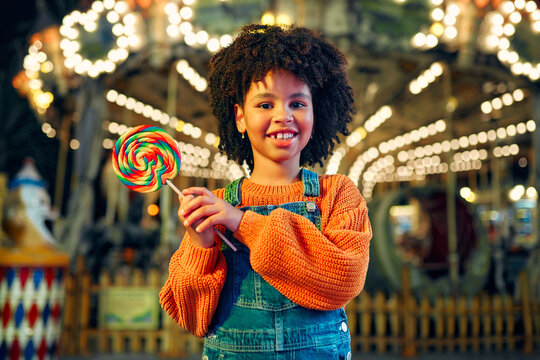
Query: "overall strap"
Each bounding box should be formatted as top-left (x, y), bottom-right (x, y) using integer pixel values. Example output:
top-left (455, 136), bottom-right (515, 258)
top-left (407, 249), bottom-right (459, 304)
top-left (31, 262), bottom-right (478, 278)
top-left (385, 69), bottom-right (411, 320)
top-left (301, 168), bottom-right (320, 198)
top-left (224, 177), bottom-right (244, 206)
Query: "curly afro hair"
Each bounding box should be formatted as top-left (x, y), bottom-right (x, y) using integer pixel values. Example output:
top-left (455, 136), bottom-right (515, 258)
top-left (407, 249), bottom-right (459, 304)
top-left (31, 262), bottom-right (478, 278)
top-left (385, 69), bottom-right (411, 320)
top-left (208, 24), bottom-right (354, 170)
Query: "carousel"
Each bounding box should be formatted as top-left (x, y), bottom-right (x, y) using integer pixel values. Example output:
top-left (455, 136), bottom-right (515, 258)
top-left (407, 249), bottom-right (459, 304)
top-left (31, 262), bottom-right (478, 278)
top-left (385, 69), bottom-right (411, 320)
top-left (1, 0), bottom-right (540, 358)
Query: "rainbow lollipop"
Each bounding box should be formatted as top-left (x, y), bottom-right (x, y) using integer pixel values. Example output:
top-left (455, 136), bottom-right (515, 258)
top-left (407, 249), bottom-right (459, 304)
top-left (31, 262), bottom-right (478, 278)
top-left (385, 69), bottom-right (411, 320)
top-left (112, 125), bottom-right (237, 251)
top-left (113, 125), bottom-right (181, 193)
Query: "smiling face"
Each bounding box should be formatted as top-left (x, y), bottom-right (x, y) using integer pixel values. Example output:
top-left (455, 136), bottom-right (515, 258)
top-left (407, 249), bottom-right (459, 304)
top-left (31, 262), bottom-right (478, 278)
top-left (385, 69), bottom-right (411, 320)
top-left (234, 69), bottom-right (314, 175)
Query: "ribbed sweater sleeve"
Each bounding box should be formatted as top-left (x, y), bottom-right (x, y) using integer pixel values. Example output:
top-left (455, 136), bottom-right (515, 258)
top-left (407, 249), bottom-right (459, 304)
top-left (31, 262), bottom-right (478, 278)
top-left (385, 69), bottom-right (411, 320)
top-left (233, 175), bottom-right (372, 310)
top-left (159, 190), bottom-right (227, 337)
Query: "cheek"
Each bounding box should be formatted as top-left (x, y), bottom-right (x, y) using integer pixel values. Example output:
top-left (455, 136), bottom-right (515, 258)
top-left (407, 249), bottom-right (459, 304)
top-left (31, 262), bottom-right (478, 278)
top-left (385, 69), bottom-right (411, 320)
top-left (302, 113), bottom-right (314, 136)
top-left (300, 119), bottom-right (314, 147)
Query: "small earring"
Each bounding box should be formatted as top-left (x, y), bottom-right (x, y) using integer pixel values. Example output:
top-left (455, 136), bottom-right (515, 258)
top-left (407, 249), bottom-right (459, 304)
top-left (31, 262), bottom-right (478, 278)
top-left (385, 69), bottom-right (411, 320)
top-left (242, 132), bottom-right (246, 139)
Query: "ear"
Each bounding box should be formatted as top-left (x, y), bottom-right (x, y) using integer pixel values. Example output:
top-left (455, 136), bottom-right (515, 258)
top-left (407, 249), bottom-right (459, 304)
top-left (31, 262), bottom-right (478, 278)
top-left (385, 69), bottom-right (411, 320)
top-left (234, 104), bottom-right (246, 133)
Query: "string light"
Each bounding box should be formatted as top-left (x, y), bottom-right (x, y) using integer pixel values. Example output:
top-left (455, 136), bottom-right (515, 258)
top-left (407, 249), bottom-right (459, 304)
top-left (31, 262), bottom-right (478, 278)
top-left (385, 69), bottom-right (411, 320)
top-left (60, 1), bottom-right (144, 77)
top-left (358, 119), bottom-right (534, 200)
top-left (411, 0), bottom-right (461, 49)
top-left (328, 62), bottom-right (445, 176)
top-left (481, 89), bottom-right (527, 114)
top-left (485, 0), bottom-right (540, 81)
top-left (175, 59), bottom-right (207, 92)
top-left (105, 89), bottom-right (215, 143)
top-left (409, 62), bottom-right (444, 95)
top-left (165, 0), bottom-right (233, 54)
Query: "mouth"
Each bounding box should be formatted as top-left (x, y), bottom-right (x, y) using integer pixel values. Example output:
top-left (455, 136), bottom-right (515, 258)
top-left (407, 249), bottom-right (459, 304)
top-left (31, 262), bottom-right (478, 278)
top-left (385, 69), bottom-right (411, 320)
top-left (267, 131), bottom-right (297, 140)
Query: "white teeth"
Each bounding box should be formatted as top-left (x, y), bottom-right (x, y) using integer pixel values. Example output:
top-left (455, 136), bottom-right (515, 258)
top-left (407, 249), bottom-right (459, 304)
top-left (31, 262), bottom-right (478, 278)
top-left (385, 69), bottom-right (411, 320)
top-left (270, 132), bottom-right (294, 140)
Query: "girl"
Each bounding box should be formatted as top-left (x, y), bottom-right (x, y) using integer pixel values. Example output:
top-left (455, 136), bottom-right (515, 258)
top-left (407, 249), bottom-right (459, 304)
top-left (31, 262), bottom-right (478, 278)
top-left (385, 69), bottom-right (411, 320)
top-left (159, 24), bottom-right (372, 359)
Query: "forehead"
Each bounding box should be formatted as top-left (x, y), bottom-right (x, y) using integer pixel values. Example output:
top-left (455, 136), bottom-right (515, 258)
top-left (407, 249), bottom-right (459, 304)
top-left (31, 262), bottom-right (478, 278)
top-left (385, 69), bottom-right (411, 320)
top-left (246, 69), bottom-right (311, 96)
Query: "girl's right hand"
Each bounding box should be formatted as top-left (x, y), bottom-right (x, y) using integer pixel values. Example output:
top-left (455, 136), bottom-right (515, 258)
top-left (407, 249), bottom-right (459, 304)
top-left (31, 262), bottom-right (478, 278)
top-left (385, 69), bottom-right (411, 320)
top-left (178, 194), bottom-right (216, 249)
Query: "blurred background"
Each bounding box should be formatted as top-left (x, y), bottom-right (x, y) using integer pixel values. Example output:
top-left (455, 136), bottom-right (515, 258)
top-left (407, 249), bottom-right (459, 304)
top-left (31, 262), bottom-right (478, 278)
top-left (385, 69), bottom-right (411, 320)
top-left (1, 0), bottom-right (540, 358)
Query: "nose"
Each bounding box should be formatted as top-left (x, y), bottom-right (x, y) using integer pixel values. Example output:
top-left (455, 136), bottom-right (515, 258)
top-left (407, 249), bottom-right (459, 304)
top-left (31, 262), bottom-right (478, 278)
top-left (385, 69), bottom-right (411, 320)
top-left (274, 105), bottom-right (293, 122)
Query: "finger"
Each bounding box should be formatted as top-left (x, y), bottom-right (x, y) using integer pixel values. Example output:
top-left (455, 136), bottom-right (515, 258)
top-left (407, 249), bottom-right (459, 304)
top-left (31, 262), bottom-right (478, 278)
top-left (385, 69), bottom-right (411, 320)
top-left (182, 187), bottom-right (213, 197)
top-left (193, 214), bottom-right (222, 233)
top-left (183, 204), bottom-right (220, 228)
top-left (180, 195), bottom-right (215, 217)
top-left (179, 194), bottom-right (195, 210)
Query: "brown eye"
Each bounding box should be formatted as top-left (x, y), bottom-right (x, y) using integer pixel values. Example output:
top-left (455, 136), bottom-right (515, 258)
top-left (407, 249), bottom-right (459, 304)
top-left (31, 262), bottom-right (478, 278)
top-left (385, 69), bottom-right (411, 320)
top-left (291, 102), bottom-right (306, 109)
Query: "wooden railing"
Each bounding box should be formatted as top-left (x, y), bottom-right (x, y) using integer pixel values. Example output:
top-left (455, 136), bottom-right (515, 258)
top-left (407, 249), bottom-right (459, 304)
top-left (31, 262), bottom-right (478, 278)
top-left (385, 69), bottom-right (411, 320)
top-left (60, 260), bottom-right (539, 357)
top-left (347, 271), bottom-right (535, 356)
top-left (61, 258), bottom-right (205, 357)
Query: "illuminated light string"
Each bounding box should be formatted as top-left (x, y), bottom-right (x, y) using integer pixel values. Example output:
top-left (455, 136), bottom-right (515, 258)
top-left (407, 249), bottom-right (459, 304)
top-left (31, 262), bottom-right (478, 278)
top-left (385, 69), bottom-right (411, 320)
top-left (346, 118), bottom-right (448, 186)
top-left (20, 40), bottom-right (55, 113)
top-left (484, 0), bottom-right (540, 81)
top-left (480, 88), bottom-right (526, 114)
top-left (360, 145), bottom-right (519, 201)
top-left (340, 85), bottom-right (528, 189)
top-left (326, 106), bottom-right (392, 175)
top-left (105, 89), bottom-right (218, 146)
top-left (359, 119), bottom-right (535, 200)
top-left (164, 0), bottom-right (234, 53)
top-left (411, 0), bottom-right (460, 49)
top-left (349, 118), bottom-right (534, 197)
top-left (327, 63), bottom-right (445, 175)
top-left (409, 62), bottom-right (444, 95)
top-left (176, 59), bottom-right (207, 92)
top-left (59, 0), bottom-right (145, 77)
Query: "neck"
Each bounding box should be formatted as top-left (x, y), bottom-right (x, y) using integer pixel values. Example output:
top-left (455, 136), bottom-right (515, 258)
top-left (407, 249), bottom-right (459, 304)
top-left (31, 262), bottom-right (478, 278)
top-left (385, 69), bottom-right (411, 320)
top-left (249, 158), bottom-right (302, 186)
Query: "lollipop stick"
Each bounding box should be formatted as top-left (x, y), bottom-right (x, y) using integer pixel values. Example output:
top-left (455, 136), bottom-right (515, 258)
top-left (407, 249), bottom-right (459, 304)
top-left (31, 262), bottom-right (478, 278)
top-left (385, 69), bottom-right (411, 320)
top-left (166, 179), bottom-right (238, 252)
top-left (166, 179), bottom-right (183, 197)
top-left (213, 227), bottom-right (238, 252)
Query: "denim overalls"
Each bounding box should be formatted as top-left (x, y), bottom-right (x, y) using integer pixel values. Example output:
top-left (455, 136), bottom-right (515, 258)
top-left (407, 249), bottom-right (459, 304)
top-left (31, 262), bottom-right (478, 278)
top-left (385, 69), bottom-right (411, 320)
top-left (202, 169), bottom-right (352, 360)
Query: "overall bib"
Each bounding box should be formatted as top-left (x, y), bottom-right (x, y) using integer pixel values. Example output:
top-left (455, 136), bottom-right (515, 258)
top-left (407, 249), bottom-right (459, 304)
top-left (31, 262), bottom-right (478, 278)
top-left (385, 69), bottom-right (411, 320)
top-left (202, 169), bottom-right (352, 360)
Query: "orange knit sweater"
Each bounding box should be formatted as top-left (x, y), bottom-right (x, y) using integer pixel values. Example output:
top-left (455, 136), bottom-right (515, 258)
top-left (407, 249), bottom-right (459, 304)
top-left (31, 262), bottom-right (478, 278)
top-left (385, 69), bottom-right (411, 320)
top-left (159, 174), bottom-right (372, 338)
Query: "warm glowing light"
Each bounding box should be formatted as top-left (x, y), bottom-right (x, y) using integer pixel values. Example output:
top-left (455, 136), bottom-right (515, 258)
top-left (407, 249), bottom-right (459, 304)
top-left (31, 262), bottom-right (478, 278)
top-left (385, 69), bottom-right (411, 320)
top-left (261, 12), bottom-right (275, 25)
top-left (148, 204), bottom-right (160, 216)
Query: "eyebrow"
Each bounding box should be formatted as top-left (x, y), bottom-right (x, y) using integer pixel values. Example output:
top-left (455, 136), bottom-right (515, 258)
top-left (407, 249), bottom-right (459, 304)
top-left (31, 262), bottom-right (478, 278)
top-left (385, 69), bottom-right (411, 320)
top-left (252, 92), bottom-right (311, 101)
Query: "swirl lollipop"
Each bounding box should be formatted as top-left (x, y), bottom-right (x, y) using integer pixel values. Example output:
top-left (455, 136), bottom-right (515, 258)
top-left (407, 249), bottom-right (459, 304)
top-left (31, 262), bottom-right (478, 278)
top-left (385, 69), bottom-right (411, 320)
top-left (112, 125), bottom-right (181, 193)
top-left (113, 125), bottom-right (237, 251)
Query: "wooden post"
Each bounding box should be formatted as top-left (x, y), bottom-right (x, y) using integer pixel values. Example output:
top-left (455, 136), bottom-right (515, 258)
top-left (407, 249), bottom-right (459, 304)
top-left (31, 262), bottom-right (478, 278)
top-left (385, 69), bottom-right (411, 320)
top-left (445, 297), bottom-right (456, 351)
top-left (471, 296), bottom-right (481, 352)
top-left (520, 272), bottom-right (534, 354)
top-left (345, 296), bottom-right (358, 351)
top-left (387, 293), bottom-right (400, 352)
top-left (434, 297), bottom-right (444, 352)
top-left (79, 272), bottom-right (91, 354)
top-left (504, 295), bottom-right (515, 351)
top-left (149, 269), bottom-right (161, 354)
top-left (61, 272), bottom-right (76, 355)
top-left (359, 293), bottom-right (372, 352)
top-left (374, 292), bottom-right (387, 353)
top-left (493, 295), bottom-right (503, 351)
top-left (456, 296), bottom-right (467, 351)
top-left (481, 294), bottom-right (492, 350)
top-left (419, 296), bottom-right (430, 352)
top-left (401, 266), bottom-right (416, 357)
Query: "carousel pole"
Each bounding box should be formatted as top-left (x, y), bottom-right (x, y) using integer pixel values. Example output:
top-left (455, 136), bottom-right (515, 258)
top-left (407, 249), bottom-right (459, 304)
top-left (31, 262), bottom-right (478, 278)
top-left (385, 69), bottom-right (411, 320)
top-left (533, 86), bottom-right (540, 246)
top-left (53, 114), bottom-right (71, 212)
top-left (491, 130), bottom-right (504, 292)
top-left (442, 62), bottom-right (459, 295)
top-left (161, 62), bottom-right (178, 247)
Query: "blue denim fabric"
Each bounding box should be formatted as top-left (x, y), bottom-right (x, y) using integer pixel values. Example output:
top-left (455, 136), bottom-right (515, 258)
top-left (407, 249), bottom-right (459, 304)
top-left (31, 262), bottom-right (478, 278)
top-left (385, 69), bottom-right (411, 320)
top-left (204, 169), bottom-right (352, 359)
